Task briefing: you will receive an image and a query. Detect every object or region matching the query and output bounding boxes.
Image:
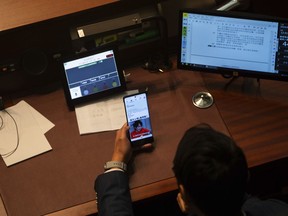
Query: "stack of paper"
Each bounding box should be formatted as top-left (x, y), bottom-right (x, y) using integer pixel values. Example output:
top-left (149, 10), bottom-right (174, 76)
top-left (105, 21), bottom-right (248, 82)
top-left (75, 90), bottom-right (138, 135)
top-left (0, 100), bottom-right (54, 166)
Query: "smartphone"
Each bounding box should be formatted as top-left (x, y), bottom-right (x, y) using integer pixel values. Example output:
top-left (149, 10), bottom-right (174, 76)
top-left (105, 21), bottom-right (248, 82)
top-left (123, 92), bottom-right (154, 147)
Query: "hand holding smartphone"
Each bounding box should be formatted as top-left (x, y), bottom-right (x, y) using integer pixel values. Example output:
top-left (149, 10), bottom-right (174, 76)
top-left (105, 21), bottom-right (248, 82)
top-left (123, 92), bottom-right (154, 148)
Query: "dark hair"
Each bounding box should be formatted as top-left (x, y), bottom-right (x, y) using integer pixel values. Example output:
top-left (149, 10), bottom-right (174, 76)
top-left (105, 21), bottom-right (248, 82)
top-left (132, 120), bottom-right (143, 128)
top-left (173, 124), bottom-right (248, 216)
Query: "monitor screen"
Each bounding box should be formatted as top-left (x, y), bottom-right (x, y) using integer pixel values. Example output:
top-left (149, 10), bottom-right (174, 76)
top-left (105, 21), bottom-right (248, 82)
top-left (61, 47), bottom-right (126, 109)
top-left (177, 9), bottom-right (288, 81)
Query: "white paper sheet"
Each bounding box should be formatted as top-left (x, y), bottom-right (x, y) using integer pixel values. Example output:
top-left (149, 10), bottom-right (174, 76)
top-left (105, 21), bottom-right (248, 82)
top-left (0, 101), bottom-right (54, 166)
top-left (75, 90), bottom-right (138, 135)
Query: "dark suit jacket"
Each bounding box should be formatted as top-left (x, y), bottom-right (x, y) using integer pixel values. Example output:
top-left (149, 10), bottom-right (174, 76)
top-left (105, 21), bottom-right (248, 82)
top-left (242, 195), bottom-right (288, 216)
top-left (95, 171), bottom-right (288, 216)
top-left (95, 170), bottom-right (134, 216)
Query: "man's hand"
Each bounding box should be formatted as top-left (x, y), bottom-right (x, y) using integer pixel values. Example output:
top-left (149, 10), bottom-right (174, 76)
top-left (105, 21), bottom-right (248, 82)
top-left (111, 123), bottom-right (153, 164)
top-left (111, 123), bottom-right (131, 164)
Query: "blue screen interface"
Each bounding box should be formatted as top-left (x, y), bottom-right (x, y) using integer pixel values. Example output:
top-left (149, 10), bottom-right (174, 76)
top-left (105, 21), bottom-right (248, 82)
top-left (63, 50), bottom-right (122, 99)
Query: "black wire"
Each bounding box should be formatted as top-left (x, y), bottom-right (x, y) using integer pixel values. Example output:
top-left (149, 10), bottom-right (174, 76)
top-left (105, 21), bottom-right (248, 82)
top-left (0, 109), bottom-right (20, 158)
top-left (0, 114), bottom-right (3, 129)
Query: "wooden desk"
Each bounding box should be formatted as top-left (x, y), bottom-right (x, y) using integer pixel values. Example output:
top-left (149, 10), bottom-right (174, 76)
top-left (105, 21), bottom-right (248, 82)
top-left (0, 64), bottom-right (229, 216)
top-left (1, 62), bottom-right (288, 215)
top-left (0, 0), bottom-right (121, 31)
top-left (45, 69), bottom-right (288, 216)
top-left (204, 75), bottom-right (288, 167)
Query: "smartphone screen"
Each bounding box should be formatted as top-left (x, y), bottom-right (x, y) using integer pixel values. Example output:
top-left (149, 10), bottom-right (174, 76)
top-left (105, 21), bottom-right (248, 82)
top-left (123, 92), bottom-right (154, 147)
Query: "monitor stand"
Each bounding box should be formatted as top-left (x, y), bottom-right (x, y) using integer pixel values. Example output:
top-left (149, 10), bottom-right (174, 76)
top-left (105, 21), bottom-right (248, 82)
top-left (242, 77), bottom-right (260, 93)
top-left (224, 76), bottom-right (260, 94)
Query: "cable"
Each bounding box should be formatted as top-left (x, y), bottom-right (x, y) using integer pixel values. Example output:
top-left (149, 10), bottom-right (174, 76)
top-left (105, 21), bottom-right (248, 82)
top-left (0, 109), bottom-right (20, 158)
top-left (0, 96), bottom-right (4, 110)
top-left (0, 114), bottom-right (3, 129)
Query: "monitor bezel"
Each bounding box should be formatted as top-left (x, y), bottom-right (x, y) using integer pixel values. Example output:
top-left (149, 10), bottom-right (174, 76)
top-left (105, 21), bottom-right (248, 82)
top-left (177, 9), bottom-right (288, 82)
top-left (60, 46), bottom-right (127, 110)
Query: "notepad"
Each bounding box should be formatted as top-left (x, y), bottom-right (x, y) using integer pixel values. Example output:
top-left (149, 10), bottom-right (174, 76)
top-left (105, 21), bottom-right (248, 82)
top-left (75, 90), bottom-right (138, 135)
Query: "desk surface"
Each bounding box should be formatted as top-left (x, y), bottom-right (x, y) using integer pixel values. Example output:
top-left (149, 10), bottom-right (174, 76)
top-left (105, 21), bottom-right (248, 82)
top-left (204, 75), bottom-right (288, 167)
top-left (0, 0), bottom-right (119, 31)
top-left (1, 63), bottom-right (288, 216)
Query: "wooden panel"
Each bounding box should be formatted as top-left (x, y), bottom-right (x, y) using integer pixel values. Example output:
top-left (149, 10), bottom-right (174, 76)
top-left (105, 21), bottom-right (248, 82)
top-left (249, 0), bottom-right (288, 18)
top-left (0, 0), bottom-right (118, 31)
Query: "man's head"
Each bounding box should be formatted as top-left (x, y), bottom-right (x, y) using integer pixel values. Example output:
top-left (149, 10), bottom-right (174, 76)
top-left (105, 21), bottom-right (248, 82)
top-left (173, 124), bottom-right (248, 216)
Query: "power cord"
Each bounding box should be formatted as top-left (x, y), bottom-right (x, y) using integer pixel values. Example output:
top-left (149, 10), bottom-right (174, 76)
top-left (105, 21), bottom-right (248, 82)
top-left (0, 114), bottom-right (3, 129)
top-left (0, 97), bottom-right (20, 158)
top-left (0, 96), bottom-right (4, 130)
top-left (0, 96), bottom-right (4, 111)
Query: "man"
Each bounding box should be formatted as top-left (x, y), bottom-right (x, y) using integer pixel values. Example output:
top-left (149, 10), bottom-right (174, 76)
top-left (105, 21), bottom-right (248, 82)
top-left (95, 123), bottom-right (141, 216)
top-left (94, 123), bottom-right (288, 216)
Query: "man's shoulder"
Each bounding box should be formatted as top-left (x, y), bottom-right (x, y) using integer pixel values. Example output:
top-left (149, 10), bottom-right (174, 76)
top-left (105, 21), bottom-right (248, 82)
top-left (243, 196), bottom-right (288, 216)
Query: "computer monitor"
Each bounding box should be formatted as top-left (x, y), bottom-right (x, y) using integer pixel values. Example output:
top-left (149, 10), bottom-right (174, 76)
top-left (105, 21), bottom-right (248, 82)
top-left (177, 9), bottom-right (288, 82)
